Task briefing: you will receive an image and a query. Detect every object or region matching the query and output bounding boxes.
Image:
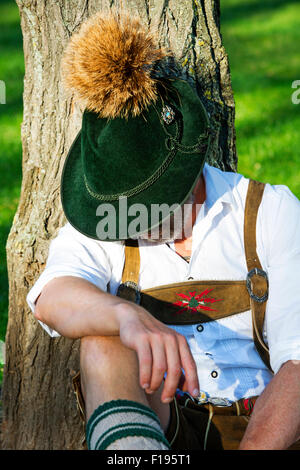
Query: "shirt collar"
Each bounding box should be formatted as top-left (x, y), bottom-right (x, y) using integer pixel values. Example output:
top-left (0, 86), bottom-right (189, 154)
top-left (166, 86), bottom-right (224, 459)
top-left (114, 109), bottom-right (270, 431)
top-left (202, 163), bottom-right (236, 210)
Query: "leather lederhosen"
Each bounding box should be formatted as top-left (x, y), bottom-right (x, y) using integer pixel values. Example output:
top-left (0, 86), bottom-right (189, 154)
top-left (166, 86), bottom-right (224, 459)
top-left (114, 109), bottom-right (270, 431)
top-left (72, 179), bottom-right (282, 449)
top-left (117, 179), bottom-right (271, 371)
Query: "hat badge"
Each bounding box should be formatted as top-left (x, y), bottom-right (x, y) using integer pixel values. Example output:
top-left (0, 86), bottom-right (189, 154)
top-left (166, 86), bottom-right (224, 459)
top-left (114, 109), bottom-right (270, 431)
top-left (161, 105), bottom-right (175, 125)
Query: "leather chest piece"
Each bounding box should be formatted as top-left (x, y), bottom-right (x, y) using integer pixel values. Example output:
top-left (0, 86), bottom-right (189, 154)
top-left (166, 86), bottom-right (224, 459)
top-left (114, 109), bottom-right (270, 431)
top-left (117, 180), bottom-right (271, 372)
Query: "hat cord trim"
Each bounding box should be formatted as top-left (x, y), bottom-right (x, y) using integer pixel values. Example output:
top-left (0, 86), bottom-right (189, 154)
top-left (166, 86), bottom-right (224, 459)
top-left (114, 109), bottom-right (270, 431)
top-left (84, 106), bottom-right (213, 202)
top-left (84, 116), bottom-right (181, 201)
top-left (83, 138), bottom-right (178, 201)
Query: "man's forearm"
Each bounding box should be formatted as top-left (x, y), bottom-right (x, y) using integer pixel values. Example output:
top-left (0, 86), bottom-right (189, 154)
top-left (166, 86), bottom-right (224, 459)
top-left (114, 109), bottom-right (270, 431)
top-left (239, 360), bottom-right (300, 450)
top-left (35, 276), bottom-right (200, 402)
top-left (35, 276), bottom-right (131, 338)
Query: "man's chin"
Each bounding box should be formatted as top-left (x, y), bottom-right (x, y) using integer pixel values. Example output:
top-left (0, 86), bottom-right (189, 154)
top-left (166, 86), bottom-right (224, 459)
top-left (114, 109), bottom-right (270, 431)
top-left (135, 199), bottom-right (196, 243)
top-left (137, 229), bottom-right (187, 243)
top-left (137, 234), bottom-right (176, 243)
top-left (140, 237), bottom-right (177, 243)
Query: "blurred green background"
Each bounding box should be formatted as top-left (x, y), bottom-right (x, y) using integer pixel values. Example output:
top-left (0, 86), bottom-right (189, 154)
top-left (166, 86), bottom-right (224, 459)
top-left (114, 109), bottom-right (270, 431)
top-left (0, 0), bottom-right (299, 342)
top-left (0, 0), bottom-right (24, 342)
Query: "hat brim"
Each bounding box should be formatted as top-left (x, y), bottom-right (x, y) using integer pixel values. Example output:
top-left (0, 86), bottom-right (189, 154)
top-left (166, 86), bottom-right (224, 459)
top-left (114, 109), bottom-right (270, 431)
top-left (61, 130), bottom-right (211, 241)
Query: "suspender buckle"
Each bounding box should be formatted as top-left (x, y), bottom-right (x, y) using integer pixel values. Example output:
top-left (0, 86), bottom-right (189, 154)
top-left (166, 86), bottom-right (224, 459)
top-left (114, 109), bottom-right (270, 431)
top-left (246, 268), bottom-right (269, 303)
top-left (117, 281), bottom-right (141, 305)
top-left (183, 392), bottom-right (232, 407)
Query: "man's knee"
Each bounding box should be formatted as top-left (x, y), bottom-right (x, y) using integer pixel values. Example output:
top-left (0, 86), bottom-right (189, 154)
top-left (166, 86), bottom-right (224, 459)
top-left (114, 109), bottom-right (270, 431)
top-left (79, 336), bottom-right (170, 429)
top-left (79, 336), bottom-right (146, 409)
top-left (80, 335), bottom-right (139, 375)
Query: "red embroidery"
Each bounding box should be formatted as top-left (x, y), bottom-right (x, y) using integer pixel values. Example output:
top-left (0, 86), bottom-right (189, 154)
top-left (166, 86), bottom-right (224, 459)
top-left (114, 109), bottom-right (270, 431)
top-left (173, 289), bottom-right (222, 313)
top-left (243, 398), bottom-right (255, 415)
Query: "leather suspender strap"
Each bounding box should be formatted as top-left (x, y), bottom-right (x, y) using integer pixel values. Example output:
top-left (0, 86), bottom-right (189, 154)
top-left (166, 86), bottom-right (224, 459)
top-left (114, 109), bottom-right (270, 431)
top-left (121, 238), bottom-right (140, 285)
top-left (117, 239), bottom-right (141, 303)
top-left (244, 180), bottom-right (272, 372)
top-left (244, 180), bottom-right (265, 272)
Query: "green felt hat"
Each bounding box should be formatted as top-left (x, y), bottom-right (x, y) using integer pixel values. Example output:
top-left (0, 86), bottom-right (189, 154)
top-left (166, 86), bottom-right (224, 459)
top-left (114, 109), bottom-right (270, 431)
top-left (60, 11), bottom-right (213, 241)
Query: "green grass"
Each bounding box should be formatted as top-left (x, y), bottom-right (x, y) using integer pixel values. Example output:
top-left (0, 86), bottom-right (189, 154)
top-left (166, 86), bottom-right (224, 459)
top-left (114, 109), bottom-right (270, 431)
top-left (220, 0), bottom-right (300, 194)
top-left (0, 0), bottom-right (24, 341)
top-left (0, 0), bottom-right (299, 341)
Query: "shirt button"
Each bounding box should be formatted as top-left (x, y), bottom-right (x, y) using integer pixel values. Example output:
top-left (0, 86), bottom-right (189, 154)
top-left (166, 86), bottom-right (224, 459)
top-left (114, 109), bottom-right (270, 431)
top-left (196, 324), bottom-right (204, 332)
top-left (211, 370), bottom-right (218, 378)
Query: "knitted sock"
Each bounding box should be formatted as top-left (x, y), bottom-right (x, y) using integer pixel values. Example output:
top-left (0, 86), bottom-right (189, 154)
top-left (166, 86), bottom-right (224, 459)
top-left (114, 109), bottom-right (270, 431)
top-left (86, 399), bottom-right (171, 450)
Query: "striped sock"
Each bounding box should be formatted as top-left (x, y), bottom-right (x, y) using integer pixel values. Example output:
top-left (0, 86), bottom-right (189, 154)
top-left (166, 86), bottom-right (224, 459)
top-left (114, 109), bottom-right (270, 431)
top-left (86, 399), bottom-right (171, 450)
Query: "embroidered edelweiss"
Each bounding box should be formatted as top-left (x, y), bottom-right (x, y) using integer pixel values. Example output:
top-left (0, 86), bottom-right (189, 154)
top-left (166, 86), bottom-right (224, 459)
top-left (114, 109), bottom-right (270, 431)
top-left (172, 289), bottom-right (222, 313)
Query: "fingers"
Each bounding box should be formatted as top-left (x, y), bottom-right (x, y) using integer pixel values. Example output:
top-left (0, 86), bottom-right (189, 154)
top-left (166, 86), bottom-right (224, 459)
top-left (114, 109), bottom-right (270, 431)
top-left (136, 337), bottom-right (153, 390)
top-left (119, 308), bottom-right (199, 403)
top-left (136, 330), bottom-right (199, 404)
top-left (161, 334), bottom-right (199, 403)
top-left (147, 334), bottom-right (167, 394)
top-left (177, 334), bottom-right (199, 397)
top-left (160, 335), bottom-right (182, 403)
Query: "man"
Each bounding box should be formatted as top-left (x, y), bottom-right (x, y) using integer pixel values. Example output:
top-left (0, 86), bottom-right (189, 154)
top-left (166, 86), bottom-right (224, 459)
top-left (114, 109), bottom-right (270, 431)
top-left (26, 10), bottom-right (300, 450)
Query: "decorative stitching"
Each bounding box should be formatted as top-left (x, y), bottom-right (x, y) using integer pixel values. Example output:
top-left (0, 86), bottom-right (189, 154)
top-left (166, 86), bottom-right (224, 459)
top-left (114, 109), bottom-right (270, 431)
top-left (84, 104), bottom-right (213, 202)
top-left (84, 120), bottom-right (181, 201)
top-left (96, 427), bottom-right (170, 450)
top-left (86, 400), bottom-right (161, 444)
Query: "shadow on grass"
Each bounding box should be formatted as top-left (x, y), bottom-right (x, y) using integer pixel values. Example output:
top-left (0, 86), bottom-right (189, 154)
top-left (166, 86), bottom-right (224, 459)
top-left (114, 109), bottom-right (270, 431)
top-left (221, 0), bottom-right (300, 24)
top-left (236, 99), bottom-right (300, 137)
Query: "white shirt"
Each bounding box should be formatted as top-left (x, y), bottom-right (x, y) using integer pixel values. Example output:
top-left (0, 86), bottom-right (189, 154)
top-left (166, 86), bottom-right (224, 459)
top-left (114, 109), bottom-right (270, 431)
top-left (27, 164), bottom-right (300, 402)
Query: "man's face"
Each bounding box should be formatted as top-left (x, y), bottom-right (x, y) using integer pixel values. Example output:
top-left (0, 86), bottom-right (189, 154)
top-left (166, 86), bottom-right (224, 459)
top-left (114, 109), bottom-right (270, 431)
top-left (138, 175), bottom-right (205, 243)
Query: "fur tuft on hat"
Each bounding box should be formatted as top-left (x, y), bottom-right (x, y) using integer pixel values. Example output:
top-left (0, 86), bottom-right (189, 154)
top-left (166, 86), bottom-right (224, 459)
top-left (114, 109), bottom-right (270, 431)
top-left (61, 10), bottom-right (169, 119)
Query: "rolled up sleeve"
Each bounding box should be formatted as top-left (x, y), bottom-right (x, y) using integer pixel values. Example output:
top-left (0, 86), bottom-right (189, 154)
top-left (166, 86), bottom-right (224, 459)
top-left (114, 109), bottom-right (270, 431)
top-left (262, 185), bottom-right (300, 374)
top-left (26, 223), bottom-right (111, 337)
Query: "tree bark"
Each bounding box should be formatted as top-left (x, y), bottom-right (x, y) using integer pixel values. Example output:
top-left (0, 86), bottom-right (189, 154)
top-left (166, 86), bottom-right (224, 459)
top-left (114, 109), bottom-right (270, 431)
top-left (1, 0), bottom-right (236, 449)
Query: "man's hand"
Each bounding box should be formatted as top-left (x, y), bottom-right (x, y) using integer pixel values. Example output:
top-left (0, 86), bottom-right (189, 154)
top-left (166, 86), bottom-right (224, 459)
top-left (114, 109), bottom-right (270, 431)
top-left (116, 302), bottom-right (200, 404)
top-left (35, 276), bottom-right (199, 404)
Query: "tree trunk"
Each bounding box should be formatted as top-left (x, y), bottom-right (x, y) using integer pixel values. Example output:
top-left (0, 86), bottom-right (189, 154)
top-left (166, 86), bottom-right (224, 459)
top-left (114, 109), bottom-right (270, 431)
top-left (1, 0), bottom-right (236, 449)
